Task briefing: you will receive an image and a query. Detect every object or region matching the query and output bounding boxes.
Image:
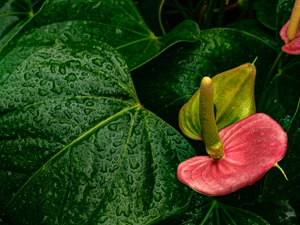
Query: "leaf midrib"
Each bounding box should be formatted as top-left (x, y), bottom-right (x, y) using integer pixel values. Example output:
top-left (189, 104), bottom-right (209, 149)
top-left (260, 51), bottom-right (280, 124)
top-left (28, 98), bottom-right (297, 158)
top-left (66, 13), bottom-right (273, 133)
top-left (4, 103), bottom-right (140, 209)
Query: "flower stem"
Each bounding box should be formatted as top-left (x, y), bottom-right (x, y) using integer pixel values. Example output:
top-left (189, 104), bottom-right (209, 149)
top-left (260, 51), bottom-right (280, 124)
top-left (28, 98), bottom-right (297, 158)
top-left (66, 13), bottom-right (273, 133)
top-left (199, 77), bottom-right (224, 160)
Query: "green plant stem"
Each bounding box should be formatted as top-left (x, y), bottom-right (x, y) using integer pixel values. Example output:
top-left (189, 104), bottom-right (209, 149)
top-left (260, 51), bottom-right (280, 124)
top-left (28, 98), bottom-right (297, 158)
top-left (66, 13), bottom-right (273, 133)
top-left (202, 0), bottom-right (218, 29)
top-left (199, 77), bottom-right (224, 160)
top-left (174, 0), bottom-right (189, 19)
top-left (264, 50), bottom-right (284, 88)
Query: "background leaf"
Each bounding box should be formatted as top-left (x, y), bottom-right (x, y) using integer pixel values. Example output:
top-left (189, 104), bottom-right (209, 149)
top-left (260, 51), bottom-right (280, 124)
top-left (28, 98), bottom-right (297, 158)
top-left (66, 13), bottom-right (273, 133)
top-left (136, 0), bottom-right (166, 36)
top-left (0, 0), bottom-right (200, 71)
top-left (0, 40), bottom-right (196, 224)
top-left (132, 28), bottom-right (277, 133)
top-left (259, 56), bottom-right (300, 201)
top-left (227, 19), bottom-right (277, 49)
top-left (246, 201), bottom-right (299, 224)
top-left (257, 0), bottom-right (278, 30)
top-left (156, 194), bottom-right (269, 225)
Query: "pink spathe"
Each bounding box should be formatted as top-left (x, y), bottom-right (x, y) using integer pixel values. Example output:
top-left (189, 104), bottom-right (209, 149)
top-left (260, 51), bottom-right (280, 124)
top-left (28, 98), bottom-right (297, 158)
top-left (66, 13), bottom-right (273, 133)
top-left (177, 113), bottom-right (287, 196)
top-left (280, 20), bottom-right (300, 54)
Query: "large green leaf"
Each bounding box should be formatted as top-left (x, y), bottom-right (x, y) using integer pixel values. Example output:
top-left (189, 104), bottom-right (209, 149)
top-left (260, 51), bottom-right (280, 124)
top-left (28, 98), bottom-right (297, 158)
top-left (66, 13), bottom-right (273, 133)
top-left (258, 56), bottom-right (300, 201)
top-left (156, 194), bottom-right (269, 224)
top-left (132, 28), bottom-right (277, 132)
top-left (0, 0), bottom-right (200, 71)
top-left (0, 40), bottom-right (196, 224)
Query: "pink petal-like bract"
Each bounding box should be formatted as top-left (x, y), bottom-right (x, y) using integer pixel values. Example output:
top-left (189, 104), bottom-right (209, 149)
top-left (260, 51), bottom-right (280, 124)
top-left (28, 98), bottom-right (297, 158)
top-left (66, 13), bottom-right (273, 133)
top-left (280, 20), bottom-right (300, 54)
top-left (177, 113), bottom-right (287, 196)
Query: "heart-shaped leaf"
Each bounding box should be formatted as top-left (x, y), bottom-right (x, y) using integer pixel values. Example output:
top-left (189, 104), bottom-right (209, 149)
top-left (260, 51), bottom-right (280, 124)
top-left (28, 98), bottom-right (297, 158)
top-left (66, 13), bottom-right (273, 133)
top-left (0, 0), bottom-right (200, 70)
top-left (179, 63), bottom-right (256, 140)
top-left (0, 40), bottom-right (196, 224)
top-left (177, 113), bottom-right (287, 196)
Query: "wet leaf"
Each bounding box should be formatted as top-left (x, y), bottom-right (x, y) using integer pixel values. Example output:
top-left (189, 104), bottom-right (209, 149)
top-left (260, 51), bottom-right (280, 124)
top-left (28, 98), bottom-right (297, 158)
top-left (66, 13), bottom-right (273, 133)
top-left (179, 63), bottom-right (256, 140)
top-left (156, 194), bottom-right (269, 225)
top-left (259, 56), bottom-right (300, 201)
top-left (0, 0), bottom-right (200, 70)
top-left (0, 40), bottom-right (196, 224)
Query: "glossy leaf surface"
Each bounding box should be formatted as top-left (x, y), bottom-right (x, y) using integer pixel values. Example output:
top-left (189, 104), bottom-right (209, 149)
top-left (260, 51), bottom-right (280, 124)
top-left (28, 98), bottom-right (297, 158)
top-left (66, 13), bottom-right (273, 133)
top-left (132, 28), bottom-right (277, 132)
top-left (0, 40), bottom-right (196, 224)
top-left (0, 0), bottom-right (200, 70)
top-left (178, 113), bottom-right (287, 196)
top-left (179, 63), bottom-right (256, 140)
top-left (156, 195), bottom-right (269, 225)
top-left (259, 56), bottom-right (300, 201)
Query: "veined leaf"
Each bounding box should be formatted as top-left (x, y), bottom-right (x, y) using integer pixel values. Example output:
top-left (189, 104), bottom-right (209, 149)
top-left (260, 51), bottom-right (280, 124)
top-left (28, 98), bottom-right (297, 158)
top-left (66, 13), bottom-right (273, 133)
top-left (179, 63), bottom-right (256, 140)
top-left (0, 40), bottom-right (195, 224)
top-left (0, 0), bottom-right (200, 70)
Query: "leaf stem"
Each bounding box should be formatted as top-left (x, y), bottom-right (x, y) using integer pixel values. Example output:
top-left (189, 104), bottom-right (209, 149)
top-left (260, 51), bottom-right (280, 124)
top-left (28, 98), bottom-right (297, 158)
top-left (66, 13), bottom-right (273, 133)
top-left (264, 50), bottom-right (284, 88)
top-left (199, 77), bottom-right (224, 160)
top-left (202, 0), bottom-right (218, 29)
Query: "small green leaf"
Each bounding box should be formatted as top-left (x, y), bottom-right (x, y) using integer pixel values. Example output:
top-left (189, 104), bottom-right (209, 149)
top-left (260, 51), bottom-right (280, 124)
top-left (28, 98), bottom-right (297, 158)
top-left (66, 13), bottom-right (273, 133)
top-left (0, 40), bottom-right (196, 224)
top-left (0, 0), bottom-right (200, 70)
top-left (179, 63), bottom-right (256, 140)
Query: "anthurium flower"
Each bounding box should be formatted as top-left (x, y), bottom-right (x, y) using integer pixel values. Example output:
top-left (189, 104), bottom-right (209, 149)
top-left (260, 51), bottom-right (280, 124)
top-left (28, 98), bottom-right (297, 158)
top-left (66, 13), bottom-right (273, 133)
top-left (177, 113), bottom-right (287, 196)
top-left (177, 77), bottom-right (287, 196)
top-left (280, 20), bottom-right (300, 54)
top-left (280, 0), bottom-right (300, 54)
